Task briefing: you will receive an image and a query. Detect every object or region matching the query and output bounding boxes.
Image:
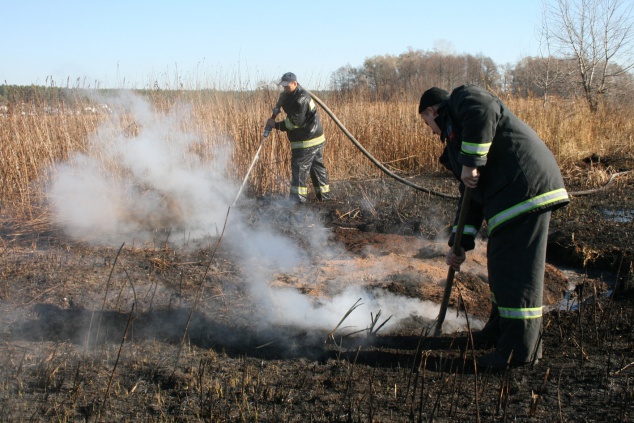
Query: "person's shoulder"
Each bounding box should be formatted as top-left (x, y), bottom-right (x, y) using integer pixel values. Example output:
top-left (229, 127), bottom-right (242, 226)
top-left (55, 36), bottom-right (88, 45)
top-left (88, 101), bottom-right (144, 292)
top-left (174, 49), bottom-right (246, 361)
top-left (452, 84), bottom-right (479, 95)
top-left (451, 85), bottom-right (497, 105)
top-left (295, 87), bottom-right (312, 103)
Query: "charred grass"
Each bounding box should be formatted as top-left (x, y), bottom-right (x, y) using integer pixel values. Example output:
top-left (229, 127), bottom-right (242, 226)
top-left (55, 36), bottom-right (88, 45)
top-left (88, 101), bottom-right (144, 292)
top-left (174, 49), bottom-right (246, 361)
top-left (0, 264), bottom-right (632, 422)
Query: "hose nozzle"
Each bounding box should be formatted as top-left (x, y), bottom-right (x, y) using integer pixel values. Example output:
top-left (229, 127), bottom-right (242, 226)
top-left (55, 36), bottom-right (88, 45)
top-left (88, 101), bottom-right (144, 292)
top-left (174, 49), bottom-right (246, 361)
top-left (263, 107), bottom-right (281, 137)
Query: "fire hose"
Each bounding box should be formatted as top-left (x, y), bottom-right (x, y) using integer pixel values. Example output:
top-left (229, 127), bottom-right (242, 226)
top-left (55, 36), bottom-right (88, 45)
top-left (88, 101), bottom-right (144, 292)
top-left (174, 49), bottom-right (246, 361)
top-left (302, 88), bottom-right (459, 200)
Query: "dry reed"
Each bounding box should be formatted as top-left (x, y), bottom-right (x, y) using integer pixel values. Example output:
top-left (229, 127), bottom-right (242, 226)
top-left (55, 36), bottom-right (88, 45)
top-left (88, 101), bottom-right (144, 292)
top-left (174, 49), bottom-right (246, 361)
top-left (1, 88), bottom-right (632, 220)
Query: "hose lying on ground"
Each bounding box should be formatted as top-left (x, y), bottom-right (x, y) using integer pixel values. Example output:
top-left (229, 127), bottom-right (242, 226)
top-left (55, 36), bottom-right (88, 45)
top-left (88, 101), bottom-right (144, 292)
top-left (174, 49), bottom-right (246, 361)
top-left (566, 170), bottom-right (632, 197)
top-left (303, 87), bottom-right (631, 199)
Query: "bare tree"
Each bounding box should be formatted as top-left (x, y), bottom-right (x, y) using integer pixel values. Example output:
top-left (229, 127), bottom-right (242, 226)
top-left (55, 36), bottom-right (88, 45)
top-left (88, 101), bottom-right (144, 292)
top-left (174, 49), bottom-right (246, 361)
top-left (329, 65), bottom-right (359, 92)
top-left (534, 3), bottom-right (575, 106)
top-left (463, 54), bottom-right (500, 89)
top-left (510, 56), bottom-right (578, 99)
top-left (362, 54), bottom-right (399, 99)
top-left (543, 0), bottom-right (634, 111)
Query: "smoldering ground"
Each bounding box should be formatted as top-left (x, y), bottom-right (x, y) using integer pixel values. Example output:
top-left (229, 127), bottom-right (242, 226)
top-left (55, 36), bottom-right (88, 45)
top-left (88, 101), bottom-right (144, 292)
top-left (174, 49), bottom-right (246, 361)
top-left (33, 92), bottom-right (481, 359)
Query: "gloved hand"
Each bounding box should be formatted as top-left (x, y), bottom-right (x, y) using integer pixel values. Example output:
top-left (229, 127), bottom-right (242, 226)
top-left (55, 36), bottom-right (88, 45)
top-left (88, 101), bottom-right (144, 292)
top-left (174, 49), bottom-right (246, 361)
top-left (266, 118), bottom-right (276, 129)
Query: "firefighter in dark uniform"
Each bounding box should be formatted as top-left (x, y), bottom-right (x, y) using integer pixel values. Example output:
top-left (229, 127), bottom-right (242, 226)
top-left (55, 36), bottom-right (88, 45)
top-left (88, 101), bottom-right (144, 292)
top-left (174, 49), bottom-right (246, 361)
top-left (266, 72), bottom-right (331, 204)
top-left (418, 85), bottom-right (569, 370)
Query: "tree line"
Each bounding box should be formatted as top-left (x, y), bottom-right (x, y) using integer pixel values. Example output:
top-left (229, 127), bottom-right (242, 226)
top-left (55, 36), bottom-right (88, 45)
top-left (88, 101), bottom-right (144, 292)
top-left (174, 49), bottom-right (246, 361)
top-left (330, 0), bottom-right (634, 112)
top-left (328, 49), bottom-right (634, 109)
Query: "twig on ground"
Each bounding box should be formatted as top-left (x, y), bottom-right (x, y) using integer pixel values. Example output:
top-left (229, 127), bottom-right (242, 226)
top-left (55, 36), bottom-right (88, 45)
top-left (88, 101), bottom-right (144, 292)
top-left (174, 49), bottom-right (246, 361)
top-left (24, 282), bottom-right (64, 305)
top-left (614, 361), bottom-right (634, 376)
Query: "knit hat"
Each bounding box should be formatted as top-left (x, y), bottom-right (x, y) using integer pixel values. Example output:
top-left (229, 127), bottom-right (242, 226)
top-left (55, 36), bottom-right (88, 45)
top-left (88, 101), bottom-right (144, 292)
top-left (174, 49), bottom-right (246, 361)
top-left (418, 87), bottom-right (449, 114)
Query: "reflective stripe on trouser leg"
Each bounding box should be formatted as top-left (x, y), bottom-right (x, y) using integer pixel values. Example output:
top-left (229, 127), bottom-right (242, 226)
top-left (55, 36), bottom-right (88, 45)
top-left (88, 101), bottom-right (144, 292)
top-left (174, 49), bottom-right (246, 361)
top-left (309, 143), bottom-right (330, 200)
top-left (487, 209), bottom-right (551, 362)
top-left (290, 143), bottom-right (323, 203)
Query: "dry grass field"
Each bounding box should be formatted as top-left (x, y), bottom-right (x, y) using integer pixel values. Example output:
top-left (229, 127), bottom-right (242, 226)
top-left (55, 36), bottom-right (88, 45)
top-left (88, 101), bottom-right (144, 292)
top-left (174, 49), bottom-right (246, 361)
top-left (2, 87), bottom-right (631, 216)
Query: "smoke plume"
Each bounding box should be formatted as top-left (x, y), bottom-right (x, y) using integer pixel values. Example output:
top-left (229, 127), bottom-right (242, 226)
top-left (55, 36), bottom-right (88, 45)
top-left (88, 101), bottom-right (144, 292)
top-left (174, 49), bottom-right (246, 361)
top-left (45, 92), bottom-right (478, 337)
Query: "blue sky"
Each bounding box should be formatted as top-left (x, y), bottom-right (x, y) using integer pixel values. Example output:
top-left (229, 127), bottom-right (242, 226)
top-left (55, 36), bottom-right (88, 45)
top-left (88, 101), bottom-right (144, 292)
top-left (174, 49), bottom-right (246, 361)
top-left (1, 0), bottom-right (544, 89)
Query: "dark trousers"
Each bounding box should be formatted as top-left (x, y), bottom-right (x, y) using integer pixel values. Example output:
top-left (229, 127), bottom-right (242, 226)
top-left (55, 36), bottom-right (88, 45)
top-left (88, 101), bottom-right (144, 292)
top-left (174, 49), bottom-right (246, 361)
top-left (486, 209), bottom-right (551, 362)
top-left (290, 143), bottom-right (330, 203)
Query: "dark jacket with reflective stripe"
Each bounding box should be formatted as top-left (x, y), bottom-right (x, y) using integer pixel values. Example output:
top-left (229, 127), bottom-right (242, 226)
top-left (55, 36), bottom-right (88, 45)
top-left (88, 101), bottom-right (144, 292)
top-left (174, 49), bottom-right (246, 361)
top-left (439, 85), bottom-right (569, 246)
top-left (274, 86), bottom-right (324, 143)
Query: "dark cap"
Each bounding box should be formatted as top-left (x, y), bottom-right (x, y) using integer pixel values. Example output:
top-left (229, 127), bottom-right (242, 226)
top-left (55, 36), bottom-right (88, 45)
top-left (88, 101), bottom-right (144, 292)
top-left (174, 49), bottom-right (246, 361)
top-left (418, 87), bottom-right (449, 114)
top-left (279, 72), bottom-right (298, 86)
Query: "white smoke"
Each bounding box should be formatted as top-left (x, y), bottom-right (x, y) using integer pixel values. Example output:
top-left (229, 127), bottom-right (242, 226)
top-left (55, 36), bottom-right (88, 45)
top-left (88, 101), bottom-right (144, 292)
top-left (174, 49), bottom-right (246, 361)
top-left (47, 92), bottom-right (232, 245)
top-left (45, 92), bottom-right (479, 336)
top-left (254, 284), bottom-right (475, 334)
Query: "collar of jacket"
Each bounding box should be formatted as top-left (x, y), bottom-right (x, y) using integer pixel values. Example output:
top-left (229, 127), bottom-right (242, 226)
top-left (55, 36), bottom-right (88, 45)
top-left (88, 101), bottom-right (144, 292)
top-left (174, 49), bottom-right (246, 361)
top-left (288, 85), bottom-right (303, 99)
top-left (436, 104), bottom-right (449, 143)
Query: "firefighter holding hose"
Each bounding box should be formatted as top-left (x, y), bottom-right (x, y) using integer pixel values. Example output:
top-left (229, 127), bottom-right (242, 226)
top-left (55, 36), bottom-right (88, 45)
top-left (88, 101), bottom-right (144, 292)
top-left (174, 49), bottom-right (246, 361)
top-left (419, 85), bottom-right (569, 370)
top-left (266, 72), bottom-right (331, 204)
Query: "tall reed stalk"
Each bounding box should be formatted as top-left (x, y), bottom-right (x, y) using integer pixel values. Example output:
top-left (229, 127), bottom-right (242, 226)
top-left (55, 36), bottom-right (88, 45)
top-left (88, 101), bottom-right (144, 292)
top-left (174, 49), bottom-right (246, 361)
top-left (1, 86), bottom-right (632, 219)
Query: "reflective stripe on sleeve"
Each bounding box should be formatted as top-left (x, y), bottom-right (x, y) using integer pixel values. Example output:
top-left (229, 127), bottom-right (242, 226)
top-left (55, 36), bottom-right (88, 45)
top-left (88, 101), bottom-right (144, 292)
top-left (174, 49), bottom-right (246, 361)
top-left (488, 188), bottom-right (569, 234)
top-left (461, 141), bottom-right (492, 157)
top-left (284, 117), bottom-right (301, 130)
top-left (452, 224), bottom-right (479, 237)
